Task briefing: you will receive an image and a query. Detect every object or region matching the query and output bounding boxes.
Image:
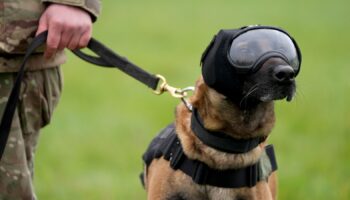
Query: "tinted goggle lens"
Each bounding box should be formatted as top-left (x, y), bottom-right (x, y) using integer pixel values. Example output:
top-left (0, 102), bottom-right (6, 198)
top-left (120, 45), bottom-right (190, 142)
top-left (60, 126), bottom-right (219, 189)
top-left (228, 29), bottom-right (300, 73)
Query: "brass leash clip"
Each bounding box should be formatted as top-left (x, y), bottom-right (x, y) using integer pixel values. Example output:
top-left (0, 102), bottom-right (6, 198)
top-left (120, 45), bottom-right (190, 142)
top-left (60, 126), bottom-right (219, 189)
top-left (154, 74), bottom-right (188, 98)
top-left (154, 74), bottom-right (195, 111)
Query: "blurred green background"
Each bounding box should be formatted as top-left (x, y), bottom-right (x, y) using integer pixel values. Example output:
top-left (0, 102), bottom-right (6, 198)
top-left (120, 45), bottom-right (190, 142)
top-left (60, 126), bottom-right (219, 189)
top-left (35, 0), bottom-right (350, 199)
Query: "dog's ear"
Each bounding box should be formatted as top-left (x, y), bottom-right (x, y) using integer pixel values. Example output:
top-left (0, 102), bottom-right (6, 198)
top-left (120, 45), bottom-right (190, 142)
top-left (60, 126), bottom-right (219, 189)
top-left (191, 77), bottom-right (215, 127)
top-left (191, 77), bottom-right (207, 108)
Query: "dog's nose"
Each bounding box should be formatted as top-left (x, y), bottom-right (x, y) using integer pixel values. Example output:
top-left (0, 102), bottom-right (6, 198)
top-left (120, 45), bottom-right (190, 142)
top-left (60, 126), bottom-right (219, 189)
top-left (273, 65), bottom-right (295, 83)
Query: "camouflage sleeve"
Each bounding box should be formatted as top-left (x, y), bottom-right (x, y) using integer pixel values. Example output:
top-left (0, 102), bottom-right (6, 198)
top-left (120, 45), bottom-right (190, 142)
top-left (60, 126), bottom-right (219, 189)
top-left (41, 0), bottom-right (101, 21)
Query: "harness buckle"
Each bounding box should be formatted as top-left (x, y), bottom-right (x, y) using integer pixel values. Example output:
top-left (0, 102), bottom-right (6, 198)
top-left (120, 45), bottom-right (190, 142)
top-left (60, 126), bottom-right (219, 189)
top-left (169, 139), bottom-right (185, 170)
top-left (192, 163), bottom-right (209, 185)
top-left (248, 163), bottom-right (259, 187)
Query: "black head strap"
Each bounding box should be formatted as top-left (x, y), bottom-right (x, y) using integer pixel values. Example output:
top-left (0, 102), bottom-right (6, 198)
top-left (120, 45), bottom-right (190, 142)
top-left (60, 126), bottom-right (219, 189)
top-left (191, 109), bottom-right (264, 153)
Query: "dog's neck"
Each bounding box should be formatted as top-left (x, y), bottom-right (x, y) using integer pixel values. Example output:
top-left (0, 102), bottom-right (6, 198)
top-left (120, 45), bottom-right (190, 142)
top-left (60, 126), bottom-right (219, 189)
top-left (175, 78), bottom-right (276, 169)
top-left (191, 78), bottom-right (275, 140)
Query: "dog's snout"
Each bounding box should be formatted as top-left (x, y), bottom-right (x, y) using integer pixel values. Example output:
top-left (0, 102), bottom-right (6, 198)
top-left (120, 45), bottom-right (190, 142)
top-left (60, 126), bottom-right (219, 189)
top-left (273, 65), bottom-right (295, 83)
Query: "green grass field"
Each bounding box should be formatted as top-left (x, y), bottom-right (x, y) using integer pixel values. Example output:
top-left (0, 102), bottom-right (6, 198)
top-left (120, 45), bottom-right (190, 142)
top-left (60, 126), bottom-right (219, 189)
top-left (34, 0), bottom-right (350, 199)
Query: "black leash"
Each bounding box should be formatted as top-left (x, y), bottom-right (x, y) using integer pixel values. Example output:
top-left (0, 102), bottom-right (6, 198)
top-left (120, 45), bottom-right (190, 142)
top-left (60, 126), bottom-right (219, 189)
top-left (0, 32), bottom-right (48, 160)
top-left (72, 37), bottom-right (160, 90)
top-left (0, 31), bottom-right (189, 161)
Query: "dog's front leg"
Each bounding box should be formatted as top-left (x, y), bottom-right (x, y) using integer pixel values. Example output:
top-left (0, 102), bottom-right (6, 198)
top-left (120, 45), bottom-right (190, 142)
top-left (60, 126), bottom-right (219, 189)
top-left (268, 172), bottom-right (278, 200)
top-left (146, 158), bottom-right (206, 200)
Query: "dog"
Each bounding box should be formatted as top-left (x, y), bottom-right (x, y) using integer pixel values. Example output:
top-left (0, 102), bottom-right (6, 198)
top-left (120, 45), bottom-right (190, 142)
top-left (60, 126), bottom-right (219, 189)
top-left (141, 26), bottom-right (301, 200)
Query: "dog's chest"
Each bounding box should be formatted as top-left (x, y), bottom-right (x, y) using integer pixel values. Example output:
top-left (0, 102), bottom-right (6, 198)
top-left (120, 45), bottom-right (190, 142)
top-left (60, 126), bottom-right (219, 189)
top-left (205, 187), bottom-right (249, 200)
top-left (203, 184), bottom-right (271, 200)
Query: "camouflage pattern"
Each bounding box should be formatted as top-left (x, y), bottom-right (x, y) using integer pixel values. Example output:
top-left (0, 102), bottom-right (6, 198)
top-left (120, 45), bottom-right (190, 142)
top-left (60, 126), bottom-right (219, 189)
top-left (0, 52), bottom-right (66, 73)
top-left (0, 0), bottom-right (100, 54)
top-left (42, 0), bottom-right (101, 21)
top-left (0, 67), bottom-right (62, 200)
top-left (0, 0), bottom-right (44, 54)
top-left (0, 0), bottom-right (100, 198)
top-left (0, 0), bottom-right (100, 73)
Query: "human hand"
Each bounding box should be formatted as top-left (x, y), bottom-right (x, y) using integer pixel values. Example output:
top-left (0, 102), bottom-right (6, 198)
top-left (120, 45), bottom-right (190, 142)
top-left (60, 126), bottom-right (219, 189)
top-left (36, 3), bottom-right (93, 58)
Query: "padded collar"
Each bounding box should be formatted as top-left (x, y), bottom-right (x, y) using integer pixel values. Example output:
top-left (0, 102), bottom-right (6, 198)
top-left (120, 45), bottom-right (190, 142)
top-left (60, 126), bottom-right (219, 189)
top-left (191, 109), bottom-right (265, 153)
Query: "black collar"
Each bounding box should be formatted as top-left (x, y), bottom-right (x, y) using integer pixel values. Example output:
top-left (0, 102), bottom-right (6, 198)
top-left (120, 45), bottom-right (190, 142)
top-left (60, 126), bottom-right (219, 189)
top-left (191, 109), bottom-right (264, 153)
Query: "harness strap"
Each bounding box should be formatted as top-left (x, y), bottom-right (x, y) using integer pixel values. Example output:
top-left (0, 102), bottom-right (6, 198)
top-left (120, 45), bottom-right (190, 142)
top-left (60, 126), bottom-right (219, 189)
top-left (146, 124), bottom-right (278, 188)
top-left (0, 31), bottom-right (161, 161)
top-left (265, 144), bottom-right (278, 172)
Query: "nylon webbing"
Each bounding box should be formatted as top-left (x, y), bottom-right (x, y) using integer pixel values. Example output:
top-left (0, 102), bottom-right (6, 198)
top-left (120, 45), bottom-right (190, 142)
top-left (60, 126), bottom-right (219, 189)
top-left (191, 109), bottom-right (264, 153)
top-left (72, 38), bottom-right (160, 90)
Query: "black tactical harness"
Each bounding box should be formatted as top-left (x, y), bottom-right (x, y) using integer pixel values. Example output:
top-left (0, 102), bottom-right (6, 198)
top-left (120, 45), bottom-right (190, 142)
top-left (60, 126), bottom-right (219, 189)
top-left (142, 121), bottom-right (278, 188)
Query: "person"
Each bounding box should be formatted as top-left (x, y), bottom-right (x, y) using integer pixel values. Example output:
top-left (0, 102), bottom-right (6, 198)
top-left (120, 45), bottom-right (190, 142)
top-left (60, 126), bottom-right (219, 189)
top-left (0, 0), bottom-right (101, 199)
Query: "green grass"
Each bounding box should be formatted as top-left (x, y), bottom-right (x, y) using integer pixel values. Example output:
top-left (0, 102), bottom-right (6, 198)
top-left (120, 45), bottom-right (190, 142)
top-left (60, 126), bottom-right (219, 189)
top-left (35, 0), bottom-right (350, 199)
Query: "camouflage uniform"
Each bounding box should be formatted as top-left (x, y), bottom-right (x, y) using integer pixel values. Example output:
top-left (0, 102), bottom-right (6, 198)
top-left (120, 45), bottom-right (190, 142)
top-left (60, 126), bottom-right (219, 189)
top-left (0, 1), bottom-right (100, 199)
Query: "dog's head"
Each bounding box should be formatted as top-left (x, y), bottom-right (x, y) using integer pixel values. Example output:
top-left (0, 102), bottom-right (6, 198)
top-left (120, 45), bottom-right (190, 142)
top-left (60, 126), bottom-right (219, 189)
top-left (201, 25), bottom-right (301, 108)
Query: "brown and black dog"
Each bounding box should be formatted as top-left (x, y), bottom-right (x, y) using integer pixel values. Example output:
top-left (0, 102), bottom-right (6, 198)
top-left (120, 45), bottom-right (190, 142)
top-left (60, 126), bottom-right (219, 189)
top-left (141, 26), bottom-right (300, 200)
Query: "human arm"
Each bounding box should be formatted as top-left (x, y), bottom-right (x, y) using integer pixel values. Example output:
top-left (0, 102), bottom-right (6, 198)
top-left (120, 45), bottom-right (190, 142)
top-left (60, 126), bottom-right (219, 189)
top-left (36, 0), bottom-right (101, 58)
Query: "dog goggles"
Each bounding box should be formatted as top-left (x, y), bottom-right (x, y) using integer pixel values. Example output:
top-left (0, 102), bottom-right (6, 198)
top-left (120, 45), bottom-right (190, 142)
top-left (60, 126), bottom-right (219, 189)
top-left (228, 27), bottom-right (301, 75)
top-left (200, 25), bottom-right (302, 102)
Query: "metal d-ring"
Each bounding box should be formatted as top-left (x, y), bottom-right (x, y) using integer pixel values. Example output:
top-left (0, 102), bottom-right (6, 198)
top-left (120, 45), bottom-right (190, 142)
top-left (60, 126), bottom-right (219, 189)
top-left (179, 86), bottom-right (195, 112)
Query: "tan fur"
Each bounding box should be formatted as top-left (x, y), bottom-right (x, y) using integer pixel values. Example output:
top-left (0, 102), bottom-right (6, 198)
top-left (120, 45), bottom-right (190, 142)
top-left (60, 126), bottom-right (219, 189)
top-left (145, 76), bottom-right (278, 200)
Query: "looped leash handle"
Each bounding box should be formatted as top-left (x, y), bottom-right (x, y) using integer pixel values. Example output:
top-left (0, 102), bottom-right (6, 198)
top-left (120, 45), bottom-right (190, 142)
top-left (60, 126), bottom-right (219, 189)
top-left (0, 31), bottom-right (48, 160)
top-left (72, 46), bottom-right (111, 67)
